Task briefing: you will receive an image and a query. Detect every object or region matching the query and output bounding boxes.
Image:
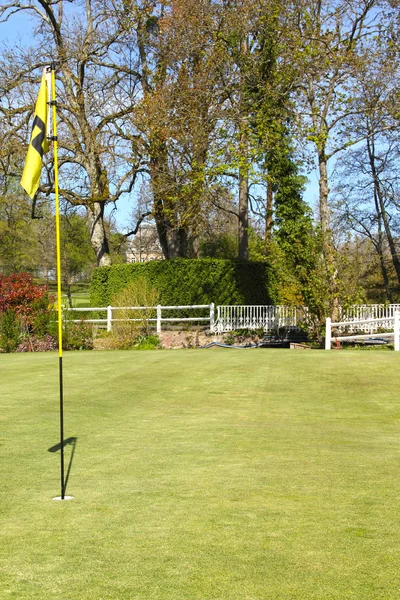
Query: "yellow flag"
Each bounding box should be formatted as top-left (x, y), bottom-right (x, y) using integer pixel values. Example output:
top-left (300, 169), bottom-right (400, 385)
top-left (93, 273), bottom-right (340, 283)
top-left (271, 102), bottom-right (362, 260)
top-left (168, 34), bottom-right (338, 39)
top-left (20, 71), bottom-right (49, 199)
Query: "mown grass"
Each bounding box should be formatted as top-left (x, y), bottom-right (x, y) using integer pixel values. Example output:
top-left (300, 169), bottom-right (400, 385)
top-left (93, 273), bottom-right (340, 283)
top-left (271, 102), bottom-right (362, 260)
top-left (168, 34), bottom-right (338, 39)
top-left (61, 291), bottom-right (91, 308)
top-left (1, 349), bottom-right (400, 599)
top-left (43, 281), bottom-right (91, 307)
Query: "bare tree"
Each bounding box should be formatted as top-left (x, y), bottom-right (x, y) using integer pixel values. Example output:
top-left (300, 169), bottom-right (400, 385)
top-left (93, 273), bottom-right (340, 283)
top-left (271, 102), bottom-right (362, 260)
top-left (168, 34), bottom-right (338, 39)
top-left (333, 32), bottom-right (400, 300)
top-left (294, 0), bottom-right (391, 317)
top-left (0, 0), bottom-right (146, 266)
top-left (129, 0), bottom-right (227, 258)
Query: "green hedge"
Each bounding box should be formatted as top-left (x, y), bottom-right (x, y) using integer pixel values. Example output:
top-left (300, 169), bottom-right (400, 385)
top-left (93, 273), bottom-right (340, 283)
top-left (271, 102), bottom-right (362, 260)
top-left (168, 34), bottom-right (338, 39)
top-left (90, 259), bottom-right (277, 307)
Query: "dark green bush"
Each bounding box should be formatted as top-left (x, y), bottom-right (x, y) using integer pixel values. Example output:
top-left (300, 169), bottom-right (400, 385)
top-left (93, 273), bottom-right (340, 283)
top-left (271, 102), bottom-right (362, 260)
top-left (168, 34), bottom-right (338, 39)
top-left (0, 310), bottom-right (21, 353)
top-left (90, 259), bottom-right (277, 308)
top-left (32, 305), bottom-right (53, 337)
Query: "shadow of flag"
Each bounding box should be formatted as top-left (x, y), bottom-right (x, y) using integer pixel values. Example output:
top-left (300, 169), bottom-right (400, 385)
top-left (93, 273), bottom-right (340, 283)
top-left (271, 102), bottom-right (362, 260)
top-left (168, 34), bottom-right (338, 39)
top-left (48, 437), bottom-right (77, 494)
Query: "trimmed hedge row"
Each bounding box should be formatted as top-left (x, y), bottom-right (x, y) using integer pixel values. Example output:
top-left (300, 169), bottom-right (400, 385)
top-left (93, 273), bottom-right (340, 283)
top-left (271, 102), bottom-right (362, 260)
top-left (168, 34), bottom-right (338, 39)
top-left (90, 259), bottom-right (277, 307)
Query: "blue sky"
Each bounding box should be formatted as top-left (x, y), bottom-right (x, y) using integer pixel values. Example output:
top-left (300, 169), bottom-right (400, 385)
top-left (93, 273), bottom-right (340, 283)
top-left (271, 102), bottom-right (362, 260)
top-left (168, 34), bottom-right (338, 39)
top-left (1, 8), bottom-right (320, 232)
top-left (1, 9), bottom-right (33, 43)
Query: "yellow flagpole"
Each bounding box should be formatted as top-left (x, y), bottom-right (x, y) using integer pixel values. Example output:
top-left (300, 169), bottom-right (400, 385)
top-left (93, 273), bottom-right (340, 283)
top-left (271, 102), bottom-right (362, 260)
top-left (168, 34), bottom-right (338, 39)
top-left (51, 65), bottom-right (63, 360)
top-left (50, 62), bottom-right (67, 500)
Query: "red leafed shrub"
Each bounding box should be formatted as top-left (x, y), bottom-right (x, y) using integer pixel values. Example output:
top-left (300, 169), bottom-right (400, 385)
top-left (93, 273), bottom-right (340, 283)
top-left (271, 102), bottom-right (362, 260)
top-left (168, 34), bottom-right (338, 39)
top-left (0, 273), bottom-right (55, 352)
top-left (0, 273), bottom-right (52, 327)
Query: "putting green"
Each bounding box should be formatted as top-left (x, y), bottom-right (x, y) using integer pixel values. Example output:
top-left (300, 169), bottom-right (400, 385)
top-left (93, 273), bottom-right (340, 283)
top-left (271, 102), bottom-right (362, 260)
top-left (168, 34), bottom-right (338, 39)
top-left (0, 349), bottom-right (399, 599)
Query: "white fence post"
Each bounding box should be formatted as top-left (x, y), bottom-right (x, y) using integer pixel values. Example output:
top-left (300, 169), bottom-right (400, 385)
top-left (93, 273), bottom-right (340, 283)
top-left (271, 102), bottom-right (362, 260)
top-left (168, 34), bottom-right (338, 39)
top-left (210, 303), bottom-right (215, 332)
top-left (157, 305), bottom-right (162, 334)
top-left (325, 317), bottom-right (331, 350)
top-left (216, 305), bottom-right (221, 333)
top-left (395, 311), bottom-right (400, 351)
top-left (107, 305), bottom-right (112, 332)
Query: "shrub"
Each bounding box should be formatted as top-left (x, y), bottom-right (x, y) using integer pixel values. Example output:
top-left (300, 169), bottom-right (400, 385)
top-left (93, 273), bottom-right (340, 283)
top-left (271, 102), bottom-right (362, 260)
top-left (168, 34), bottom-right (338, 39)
top-left (0, 273), bottom-right (52, 327)
top-left (109, 278), bottom-right (160, 349)
top-left (47, 318), bottom-right (94, 351)
top-left (134, 334), bottom-right (161, 350)
top-left (63, 321), bottom-right (93, 350)
top-left (0, 273), bottom-right (54, 352)
top-left (0, 310), bottom-right (21, 353)
top-left (90, 259), bottom-right (277, 309)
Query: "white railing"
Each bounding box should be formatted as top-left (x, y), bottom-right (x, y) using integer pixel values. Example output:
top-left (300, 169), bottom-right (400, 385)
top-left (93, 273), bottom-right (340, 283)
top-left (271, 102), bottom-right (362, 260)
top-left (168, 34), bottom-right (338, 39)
top-left (338, 304), bottom-right (400, 333)
top-left (63, 303), bottom-right (214, 334)
top-left (214, 304), bottom-right (400, 334)
top-left (62, 302), bottom-right (400, 341)
top-left (325, 313), bottom-right (400, 351)
top-left (214, 305), bottom-right (308, 334)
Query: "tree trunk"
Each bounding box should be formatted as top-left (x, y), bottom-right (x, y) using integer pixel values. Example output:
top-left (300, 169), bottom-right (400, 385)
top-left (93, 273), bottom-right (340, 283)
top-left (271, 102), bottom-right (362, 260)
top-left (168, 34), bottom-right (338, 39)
top-left (64, 280), bottom-right (73, 308)
top-left (237, 34), bottom-right (249, 261)
top-left (318, 151), bottom-right (338, 321)
top-left (153, 194), bottom-right (170, 259)
top-left (178, 228), bottom-right (189, 257)
top-left (377, 197), bottom-right (400, 286)
top-left (150, 159), bottom-right (192, 259)
top-left (166, 229), bottom-right (181, 259)
top-left (238, 113), bottom-right (249, 260)
top-left (378, 244), bottom-right (392, 303)
top-left (238, 166), bottom-right (249, 260)
top-left (191, 233), bottom-right (200, 258)
top-left (265, 179), bottom-right (273, 251)
top-left (150, 137), bottom-right (188, 260)
top-left (374, 195), bottom-right (392, 302)
top-left (367, 138), bottom-right (400, 287)
top-left (87, 202), bottom-right (111, 267)
top-left (152, 198), bottom-right (191, 260)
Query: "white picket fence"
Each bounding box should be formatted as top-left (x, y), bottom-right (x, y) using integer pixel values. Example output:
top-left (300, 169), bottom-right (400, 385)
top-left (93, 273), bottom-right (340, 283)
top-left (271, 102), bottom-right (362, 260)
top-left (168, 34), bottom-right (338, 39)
top-left (337, 304), bottom-right (400, 332)
top-left (214, 304), bottom-right (400, 334)
top-left (63, 302), bottom-right (400, 338)
top-left (325, 312), bottom-right (400, 351)
top-left (214, 305), bottom-right (308, 334)
top-left (65, 303), bottom-right (303, 335)
top-left (66, 303), bottom-right (306, 335)
top-left (63, 303), bottom-right (215, 333)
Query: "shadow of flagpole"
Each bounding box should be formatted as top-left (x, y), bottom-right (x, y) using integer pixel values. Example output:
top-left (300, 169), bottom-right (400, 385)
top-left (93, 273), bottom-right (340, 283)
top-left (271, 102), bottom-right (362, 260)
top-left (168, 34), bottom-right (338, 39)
top-left (48, 437), bottom-right (77, 496)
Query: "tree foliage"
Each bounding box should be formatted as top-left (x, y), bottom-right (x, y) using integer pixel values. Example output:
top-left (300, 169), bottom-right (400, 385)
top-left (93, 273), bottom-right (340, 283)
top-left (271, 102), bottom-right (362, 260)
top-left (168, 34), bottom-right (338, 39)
top-left (0, 0), bottom-right (399, 323)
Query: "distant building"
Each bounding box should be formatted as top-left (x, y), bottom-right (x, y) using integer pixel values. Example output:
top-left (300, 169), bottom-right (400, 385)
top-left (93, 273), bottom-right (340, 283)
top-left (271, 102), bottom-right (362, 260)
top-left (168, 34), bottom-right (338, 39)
top-left (126, 223), bottom-right (164, 263)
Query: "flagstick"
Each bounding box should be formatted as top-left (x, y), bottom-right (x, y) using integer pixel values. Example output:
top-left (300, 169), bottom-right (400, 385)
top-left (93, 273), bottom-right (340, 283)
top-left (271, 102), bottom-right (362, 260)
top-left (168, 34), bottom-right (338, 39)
top-left (50, 63), bottom-right (68, 501)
